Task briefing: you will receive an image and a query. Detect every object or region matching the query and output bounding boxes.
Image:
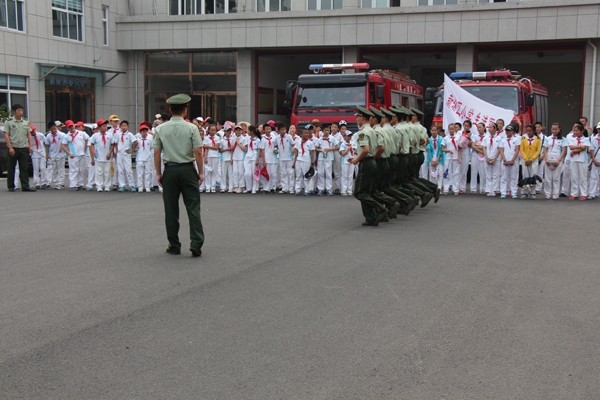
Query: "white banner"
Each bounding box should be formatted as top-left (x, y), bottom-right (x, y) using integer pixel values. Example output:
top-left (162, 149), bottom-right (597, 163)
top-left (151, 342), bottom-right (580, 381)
top-left (443, 74), bottom-right (514, 132)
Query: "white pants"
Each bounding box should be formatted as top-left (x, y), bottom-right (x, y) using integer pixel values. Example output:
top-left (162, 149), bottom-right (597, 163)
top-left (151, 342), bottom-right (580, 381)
top-left (501, 163), bottom-right (518, 195)
top-left (32, 158), bottom-right (49, 186)
top-left (484, 161), bottom-right (501, 194)
top-left (459, 150), bottom-right (470, 191)
top-left (589, 163), bottom-right (600, 197)
top-left (317, 160), bottom-right (333, 192)
top-left (95, 161), bottom-right (112, 189)
top-left (221, 160), bottom-right (233, 191)
top-left (295, 160), bottom-right (311, 193)
top-left (263, 163), bottom-right (277, 191)
top-left (244, 159), bottom-right (258, 192)
top-left (521, 160), bottom-right (539, 195)
top-left (429, 163), bottom-right (443, 189)
top-left (470, 156), bottom-right (486, 193)
top-left (536, 158), bottom-right (545, 192)
top-left (50, 158), bottom-right (65, 187)
top-left (419, 158), bottom-right (429, 180)
top-left (117, 154), bottom-right (135, 188)
top-left (86, 156), bottom-right (95, 188)
top-left (561, 159), bottom-right (571, 195)
top-left (544, 162), bottom-right (564, 198)
top-left (278, 160), bottom-right (293, 192)
top-left (442, 164), bottom-right (451, 192)
top-left (68, 156), bottom-right (86, 188)
top-left (232, 160), bottom-right (245, 189)
top-left (570, 161), bottom-right (588, 197)
top-left (333, 152), bottom-right (342, 192)
top-left (112, 154), bottom-right (118, 186)
top-left (341, 163), bottom-right (354, 194)
top-left (205, 157), bottom-right (219, 190)
top-left (136, 160), bottom-right (153, 190)
top-left (444, 159), bottom-right (460, 193)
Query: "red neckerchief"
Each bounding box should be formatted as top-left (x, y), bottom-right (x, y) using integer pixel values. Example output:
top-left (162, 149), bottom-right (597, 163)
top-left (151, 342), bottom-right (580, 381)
top-left (451, 136), bottom-right (457, 150)
top-left (349, 143), bottom-right (354, 156)
top-left (479, 134), bottom-right (484, 142)
top-left (577, 137), bottom-right (581, 145)
top-left (71, 132), bottom-right (79, 143)
top-left (552, 136), bottom-right (557, 149)
top-left (226, 137), bottom-right (232, 148)
top-left (527, 136), bottom-right (534, 145)
top-left (250, 139), bottom-right (254, 150)
top-left (121, 131), bottom-right (126, 143)
top-left (35, 135), bottom-right (39, 149)
top-left (210, 135), bottom-right (216, 147)
top-left (102, 133), bottom-right (107, 146)
top-left (301, 139), bottom-right (308, 155)
top-left (267, 136), bottom-right (272, 147)
top-left (490, 136), bottom-right (493, 148)
top-left (52, 134), bottom-right (57, 144)
top-left (281, 136), bottom-right (285, 147)
top-left (507, 138), bottom-right (511, 148)
top-left (433, 136), bottom-right (437, 150)
top-left (141, 137), bottom-right (146, 149)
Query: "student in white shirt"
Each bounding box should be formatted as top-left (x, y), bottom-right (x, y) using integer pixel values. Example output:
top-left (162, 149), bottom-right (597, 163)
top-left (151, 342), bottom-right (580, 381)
top-left (275, 122), bottom-right (295, 194)
top-left (543, 123), bottom-right (567, 200)
top-left (136, 124), bottom-right (154, 192)
top-left (231, 125), bottom-right (247, 194)
top-left (61, 120), bottom-right (89, 190)
top-left (339, 131), bottom-right (356, 196)
top-left (589, 124), bottom-right (600, 199)
top-left (203, 124), bottom-right (221, 193)
top-left (30, 125), bottom-right (49, 189)
top-left (441, 124), bottom-right (462, 195)
top-left (259, 121), bottom-right (278, 193)
top-left (498, 125), bottom-right (521, 199)
top-left (331, 121), bottom-right (344, 194)
top-left (482, 122), bottom-right (502, 197)
top-left (114, 120), bottom-right (138, 192)
top-left (107, 116), bottom-right (122, 190)
top-left (427, 125), bottom-right (444, 192)
top-left (469, 122), bottom-right (487, 194)
top-left (315, 124), bottom-right (338, 196)
top-left (218, 125), bottom-right (235, 193)
top-left (89, 119), bottom-right (116, 192)
top-left (85, 124), bottom-right (99, 191)
top-left (496, 119), bottom-right (507, 140)
top-left (534, 122), bottom-right (546, 194)
top-left (457, 121), bottom-right (471, 194)
top-left (243, 126), bottom-right (261, 194)
top-left (292, 125), bottom-right (316, 196)
top-left (567, 123), bottom-right (590, 200)
top-left (45, 122), bottom-right (66, 189)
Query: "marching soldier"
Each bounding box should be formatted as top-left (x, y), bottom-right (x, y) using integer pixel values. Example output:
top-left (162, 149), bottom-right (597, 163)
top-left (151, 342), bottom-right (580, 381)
top-left (411, 107), bottom-right (440, 202)
top-left (153, 94), bottom-right (205, 257)
top-left (4, 104), bottom-right (35, 192)
top-left (350, 106), bottom-right (388, 227)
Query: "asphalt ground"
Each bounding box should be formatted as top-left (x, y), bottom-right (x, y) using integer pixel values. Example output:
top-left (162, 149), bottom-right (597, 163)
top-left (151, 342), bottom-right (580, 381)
top-left (1, 178), bottom-right (599, 399)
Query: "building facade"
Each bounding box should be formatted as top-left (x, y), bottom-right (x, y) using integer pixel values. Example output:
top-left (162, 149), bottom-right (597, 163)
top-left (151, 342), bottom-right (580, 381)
top-left (1, 0), bottom-right (599, 133)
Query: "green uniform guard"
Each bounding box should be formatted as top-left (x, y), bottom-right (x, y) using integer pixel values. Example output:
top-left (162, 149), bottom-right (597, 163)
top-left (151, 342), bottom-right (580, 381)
top-left (153, 94), bottom-right (205, 257)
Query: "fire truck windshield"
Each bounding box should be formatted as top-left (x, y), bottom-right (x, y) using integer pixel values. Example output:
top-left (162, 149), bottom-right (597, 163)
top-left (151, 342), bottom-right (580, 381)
top-left (296, 84), bottom-right (366, 110)
top-left (435, 86), bottom-right (519, 115)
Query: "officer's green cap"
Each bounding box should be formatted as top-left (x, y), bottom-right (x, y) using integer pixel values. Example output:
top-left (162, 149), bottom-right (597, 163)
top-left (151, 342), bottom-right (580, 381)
top-left (369, 106), bottom-right (385, 119)
top-left (391, 106), bottom-right (409, 116)
top-left (405, 107), bottom-right (415, 116)
top-left (410, 107), bottom-right (424, 116)
top-left (355, 105), bottom-right (374, 118)
top-left (381, 108), bottom-right (395, 119)
top-left (166, 94), bottom-right (192, 105)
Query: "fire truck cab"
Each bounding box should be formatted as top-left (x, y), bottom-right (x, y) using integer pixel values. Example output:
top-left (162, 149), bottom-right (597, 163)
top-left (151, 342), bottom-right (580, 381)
top-left (426, 70), bottom-right (549, 130)
top-left (285, 63), bottom-right (423, 133)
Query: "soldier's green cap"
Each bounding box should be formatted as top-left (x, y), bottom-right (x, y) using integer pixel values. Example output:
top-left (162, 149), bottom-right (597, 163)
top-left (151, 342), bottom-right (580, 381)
top-left (369, 106), bottom-right (385, 118)
top-left (391, 106), bottom-right (409, 116)
top-left (410, 107), bottom-right (424, 116)
top-left (166, 94), bottom-right (192, 105)
top-left (355, 105), bottom-right (374, 118)
top-left (381, 108), bottom-right (395, 119)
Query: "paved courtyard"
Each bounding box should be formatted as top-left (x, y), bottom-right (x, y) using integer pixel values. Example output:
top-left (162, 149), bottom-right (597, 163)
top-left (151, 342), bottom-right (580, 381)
top-left (1, 182), bottom-right (599, 399)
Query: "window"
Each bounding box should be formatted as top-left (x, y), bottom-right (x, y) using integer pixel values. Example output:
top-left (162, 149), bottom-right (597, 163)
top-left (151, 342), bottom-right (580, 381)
top-left (257, 0), bottom-right (290, 12)
top-left (362, 0), bottom-right (400, 7)
top-left (0, 74), bottom-right (28, 121)
top-left (101, 5), bottom-right (108, 46)
top-left (169, 0), bottom-right (237, 14)
top-left (52, 0), bottom-right (84, 41)
top-left (307, 0), bottom-right (342, 10)
top-left (0, 0), bottom-right (25, 32)
top-left (45, 74), bottom-right (95, 123)
top-left (418, 0), bottom-right (458, 5)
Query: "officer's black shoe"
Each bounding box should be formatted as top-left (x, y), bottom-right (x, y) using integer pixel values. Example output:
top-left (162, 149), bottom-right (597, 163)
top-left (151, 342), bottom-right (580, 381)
top-left (433, 189), bottom-right (440, 203)
top-left (382, 216), bottom-right (390, 223)
top-left (8, 188), bottom-right (15, 192)
top-left (420, 193), bottom-right (432, 208)
top-left (413, 196), bottom-right (420, 206)
top-left (166, 246), bottom-right (181, 255)
top-left (362, 221), bottom-right (379, 227)
top-left (190, 247), bottom-right (202, 257)
top-left (403, 204), bottom-right (411, 216)
top-left (22, 187), bottom-right (37, 192)
top-left (408, 199), bottom-right (416, 212)
top-left (390, 202), bottom-right (400, 218)
top-left (374, 209), bottom-right (388, 225)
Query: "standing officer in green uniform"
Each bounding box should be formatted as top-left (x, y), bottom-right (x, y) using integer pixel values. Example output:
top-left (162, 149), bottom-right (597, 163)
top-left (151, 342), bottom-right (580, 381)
top-left (153, 94), bottom-right (205, 257)
top-left (350, 106), bottom-right (387, 227)
top-left (392, 107), bottom-right (418, 199)
top-left (4, 104), bottom-right (35, 192)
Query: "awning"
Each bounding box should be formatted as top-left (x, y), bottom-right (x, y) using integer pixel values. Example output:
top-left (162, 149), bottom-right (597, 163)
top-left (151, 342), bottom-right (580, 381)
top-left (37, 63), bottom-right (127, 86)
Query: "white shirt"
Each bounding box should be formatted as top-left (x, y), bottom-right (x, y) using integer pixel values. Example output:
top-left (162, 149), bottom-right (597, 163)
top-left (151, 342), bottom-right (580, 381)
top-left (89, 132), bottom-right (115, 162)
top-left (339, 140), bottom-right (357, 164)
top-left (45, 131), bottom-right (66, 159)
top-left (62, 130), bottom-right (89, 157)
top-left (115, 131), bottom-right (138, 156)
top-left (482, 135), bottom-right (501, 159)
top-left (136, 135), bottom-right (153, 162)
top-left (276, 134), bottom-right (295, 161)
top-left (203, 135), bottom-right (221, 158)
top-left (232, 135), bottom-right (247, 161)
top-left (295, 138), bottom-right (315, 163)
top-left (31, 132), bottom-right (46, 159)
top-left (544, 135), bottom-right (565, 162)
top-left (589, 135), bottom-right (600, 161)
top-left (567, 136), bottom-right (590, 163)
top-left (470, 133), bottom-right (486, 160)
top-left (564, 132), bottom-right (574, 161)
top-left (219, 135), bottom-right (235, 162)
top-left (499, 136), bottom-right (520, 161)
top-left (316, 136), bottom-right (338, 161)
top-left (245, 137), bottom-right (261, 161)
top-left (260, 134), bottom-right (277, 164)
top-left (442, 135), bottom-right (460, 160)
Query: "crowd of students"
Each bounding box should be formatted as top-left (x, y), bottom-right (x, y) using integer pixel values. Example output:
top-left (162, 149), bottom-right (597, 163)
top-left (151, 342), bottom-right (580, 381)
top-left (11, 113), bottom-right (600, 202)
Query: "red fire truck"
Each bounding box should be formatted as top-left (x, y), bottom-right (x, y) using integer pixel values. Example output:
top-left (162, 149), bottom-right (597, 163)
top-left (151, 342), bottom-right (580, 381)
top-left (284, 63), bottom-right (423, 132)
top-left (425, 70), bottom-right (549, 131)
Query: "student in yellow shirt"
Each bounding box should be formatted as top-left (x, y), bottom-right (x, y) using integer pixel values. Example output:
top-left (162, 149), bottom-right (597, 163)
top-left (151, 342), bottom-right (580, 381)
top-left (520, 124), bottom-right (542, 199)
